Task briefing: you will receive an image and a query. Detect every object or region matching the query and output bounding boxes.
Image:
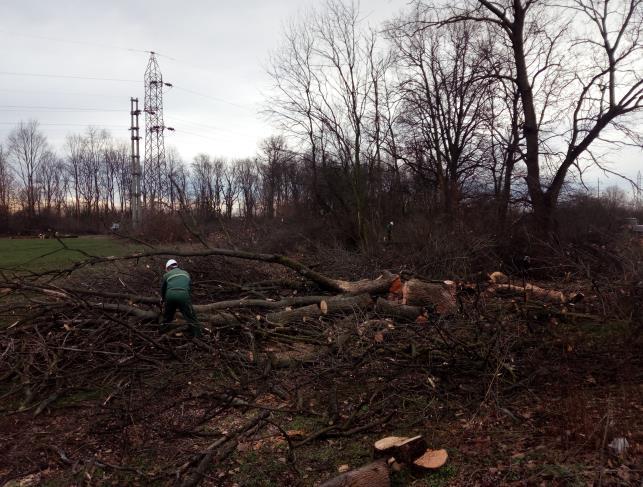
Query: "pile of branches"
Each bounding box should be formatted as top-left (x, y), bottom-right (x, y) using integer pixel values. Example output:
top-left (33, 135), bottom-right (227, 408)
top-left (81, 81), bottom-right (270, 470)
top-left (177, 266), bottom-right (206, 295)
top-left (0, 241), bottom-right (599, 485)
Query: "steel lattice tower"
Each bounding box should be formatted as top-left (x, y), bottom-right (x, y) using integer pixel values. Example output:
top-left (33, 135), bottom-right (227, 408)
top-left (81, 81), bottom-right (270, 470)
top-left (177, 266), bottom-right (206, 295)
top-left (144, 52), bottom-right (170, 209)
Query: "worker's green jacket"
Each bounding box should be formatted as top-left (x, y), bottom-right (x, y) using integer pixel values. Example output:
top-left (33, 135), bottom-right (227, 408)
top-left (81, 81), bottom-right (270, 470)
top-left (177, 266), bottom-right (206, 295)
top-left (161, 267), bottom-right (192, 301)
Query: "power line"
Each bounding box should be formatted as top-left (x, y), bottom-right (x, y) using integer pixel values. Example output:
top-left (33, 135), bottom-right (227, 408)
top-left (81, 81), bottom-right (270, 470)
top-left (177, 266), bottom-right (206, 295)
top-left (0, 73), bottom-right (255, 110)
top-left (173, 86), bottom-right (254, 111)
top-left (0, 30), bottom-right (178, 61)
top-left (0, 121), bottom-right (125, 128)
top-left (0, 71), bottom-right (138, 83)
top-left (0, 105), bottom-right (122, 112)
top-left (173, 128), bottom-right (228, 142)
top-left (0, 88), bottom-right (127, 99)
top-left (168, 115), bottom-right (245, 136)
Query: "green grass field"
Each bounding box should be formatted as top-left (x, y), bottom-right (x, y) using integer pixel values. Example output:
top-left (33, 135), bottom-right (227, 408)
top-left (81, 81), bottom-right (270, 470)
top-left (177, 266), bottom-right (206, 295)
top-left (0, 236), bottom-right (135, 271)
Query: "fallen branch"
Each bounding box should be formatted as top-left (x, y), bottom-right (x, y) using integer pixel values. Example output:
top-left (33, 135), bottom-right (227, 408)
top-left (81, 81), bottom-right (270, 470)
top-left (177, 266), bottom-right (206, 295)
top-left (179, 410), bottom-right (269, 487)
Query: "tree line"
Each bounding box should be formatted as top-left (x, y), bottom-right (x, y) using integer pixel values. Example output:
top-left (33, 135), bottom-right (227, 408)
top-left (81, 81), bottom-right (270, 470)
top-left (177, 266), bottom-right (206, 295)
top-left (0, 0), bottom-right (640, 243)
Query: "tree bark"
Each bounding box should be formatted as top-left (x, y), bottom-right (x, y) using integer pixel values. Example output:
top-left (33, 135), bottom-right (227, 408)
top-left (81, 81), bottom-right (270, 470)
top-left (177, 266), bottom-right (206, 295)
top-left (319, 459), bottom-right (390, 487)
top-left (402, 279), bottom-right (457, 315)
top-left (375, 298), bottom-right (424, 322)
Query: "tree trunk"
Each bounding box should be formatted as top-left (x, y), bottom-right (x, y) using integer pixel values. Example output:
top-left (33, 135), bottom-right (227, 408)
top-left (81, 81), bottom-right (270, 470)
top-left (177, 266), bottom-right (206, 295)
top-left (319, 459), bottom-right (390, 487)
top-left (375, 298), bottom-right (424, 322)
top-left (402, 279), bottom-right (457, 315)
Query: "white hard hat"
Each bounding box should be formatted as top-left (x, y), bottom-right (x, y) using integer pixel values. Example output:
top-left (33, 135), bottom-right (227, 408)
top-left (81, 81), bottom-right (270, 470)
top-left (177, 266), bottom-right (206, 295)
top-left (165, 259), bottom-right (178, 270)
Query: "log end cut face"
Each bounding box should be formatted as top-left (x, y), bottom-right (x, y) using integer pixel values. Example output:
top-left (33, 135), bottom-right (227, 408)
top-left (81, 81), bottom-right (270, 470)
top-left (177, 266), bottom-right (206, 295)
top-left (373, 436), bottom-right (410, 452)
top-left (413, 449), bottom-right (448, 470)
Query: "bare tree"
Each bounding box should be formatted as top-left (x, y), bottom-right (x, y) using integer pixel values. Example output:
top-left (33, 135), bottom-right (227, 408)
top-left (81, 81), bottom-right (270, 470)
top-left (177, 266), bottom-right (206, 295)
top-left (0, 146), bottom-right (13, 230)
top-left (7, 120), bottom-right (48, 219)
top-left (259, 135), bottom-right (295, 218)
top-left (267, 0), bottom-right (393, 245)
top-left (428, 0), bottom-right (643, 232)
top-left (267, 14), bottom-right (325, 209)
top-left (222, 163), bottom-right (240, 219)
top-left (236, 159), bottom-right (260, 219)
top-left (65, 134), bottom-right (85, 220)
top-left (39, 151), bottom-right (65, 217)
top-left (390, 15), bottom-right (491, 215)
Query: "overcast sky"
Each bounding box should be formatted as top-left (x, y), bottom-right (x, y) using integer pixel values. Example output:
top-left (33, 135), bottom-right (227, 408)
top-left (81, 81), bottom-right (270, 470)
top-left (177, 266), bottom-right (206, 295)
top-left (0, 0), bottom-right (640, 191)
top-left (0, 0), bottom-right (405, 158)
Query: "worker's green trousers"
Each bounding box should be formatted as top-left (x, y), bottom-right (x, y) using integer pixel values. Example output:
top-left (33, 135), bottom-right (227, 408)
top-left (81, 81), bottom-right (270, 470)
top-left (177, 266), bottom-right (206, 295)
top-left (162, 290), bottom-right (202, 337)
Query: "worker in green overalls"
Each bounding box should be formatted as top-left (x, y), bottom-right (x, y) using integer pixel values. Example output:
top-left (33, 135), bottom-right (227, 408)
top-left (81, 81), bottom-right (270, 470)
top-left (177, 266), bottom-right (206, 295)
top-left (160, 259), bottom-right (202, 337)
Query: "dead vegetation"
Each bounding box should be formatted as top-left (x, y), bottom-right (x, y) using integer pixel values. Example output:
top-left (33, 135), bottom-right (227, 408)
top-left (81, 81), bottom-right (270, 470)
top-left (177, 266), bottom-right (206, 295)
top-left (0, 235), bottom-right (641, 486)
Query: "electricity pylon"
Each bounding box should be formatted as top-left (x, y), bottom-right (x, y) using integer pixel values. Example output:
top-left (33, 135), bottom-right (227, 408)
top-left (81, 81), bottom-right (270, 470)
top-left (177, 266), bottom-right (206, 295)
top-left (144, 51), bottom-right (173, 210)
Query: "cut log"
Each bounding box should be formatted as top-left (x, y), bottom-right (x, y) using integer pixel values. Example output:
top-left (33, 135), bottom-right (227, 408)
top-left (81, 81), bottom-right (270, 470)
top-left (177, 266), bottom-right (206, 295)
top-left (488, 271), bottom-right (509, 284)
top-left (402, 279), bottom-right (457, 315)
top-left (91, 302), bottom-right (239, 327)
top-left (392, 436), bottom-right (429, 464)
top-left (332, 272), bottom-right (399, 296)
top-left (265, 304), bottom-right (321, 324)
top-left (491, 283), bottom-right (565, 303)
top-left (373, 436), bottom-right (409, 454)
top-left (375, 298), bottom-right (424, 322)
top-left (389, 276), bottom-right (403, 296)
top-left (320, 294), bottom-right (373, 315)
top-left (319, 459), bottom-right (390, 487)
top-left (412, 449), bottom-right (448, 470)
top-left (268, 294), bottom-right (373, 324)
top-left (195, 295), bottom-right (329, 312)
top-left (374, 435), bottom-right (428, 464)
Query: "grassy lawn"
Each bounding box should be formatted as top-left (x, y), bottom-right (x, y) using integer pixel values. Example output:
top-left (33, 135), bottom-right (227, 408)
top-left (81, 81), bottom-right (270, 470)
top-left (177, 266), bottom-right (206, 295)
top-left (0, 236), bottom-right (135, 271)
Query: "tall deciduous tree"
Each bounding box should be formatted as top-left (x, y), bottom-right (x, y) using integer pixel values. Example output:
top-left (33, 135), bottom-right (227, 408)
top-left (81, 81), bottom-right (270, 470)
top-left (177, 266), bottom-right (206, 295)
top-left (389, 15), bottom-right (491, 215)
top-left (7, 120), bottom-right (48, 218)
top-left (428, 0), bottom-right (642, 232)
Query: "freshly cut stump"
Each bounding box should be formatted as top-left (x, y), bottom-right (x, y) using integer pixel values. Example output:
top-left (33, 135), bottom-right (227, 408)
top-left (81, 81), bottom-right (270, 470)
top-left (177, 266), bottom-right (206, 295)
top-left (319, 459), bottom-right (390, 487)
top-left (374, 436), bottom-right (409, 455)
top-left (412, 449), bottom-right (448, 470)
top-left (374, 435), bottom-right (428, 464)
top-left (391, 436), bottom-right (429, 464)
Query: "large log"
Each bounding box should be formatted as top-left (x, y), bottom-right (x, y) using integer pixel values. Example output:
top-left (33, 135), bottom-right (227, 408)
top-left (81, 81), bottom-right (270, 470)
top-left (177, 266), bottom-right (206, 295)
top-left (375, 298), bottom-right (424, 322)
top-left (195, 295), bottom-right (330, 312)
top-left (92, 303), bottom-right (239, 327)
top-left (320, 294), bottom-right (373, 315)
top-left (265, 304), bottom-right (322, 324)
top-left (266, 294), bottom-right (373, 324)
top-left (402, 279), bottom-right (457, 315)
top-left (319, 459), bottom-right (390, 487)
